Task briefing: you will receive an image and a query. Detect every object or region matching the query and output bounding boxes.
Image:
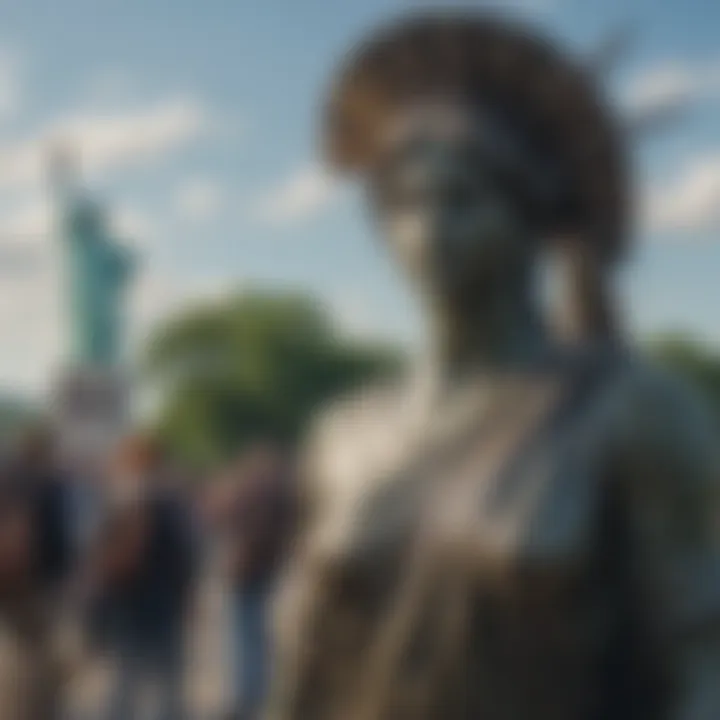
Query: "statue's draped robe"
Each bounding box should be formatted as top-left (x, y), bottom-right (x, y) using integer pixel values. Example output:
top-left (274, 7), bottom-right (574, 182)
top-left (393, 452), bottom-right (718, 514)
top-left (268, 356), bottom-right (720, 720)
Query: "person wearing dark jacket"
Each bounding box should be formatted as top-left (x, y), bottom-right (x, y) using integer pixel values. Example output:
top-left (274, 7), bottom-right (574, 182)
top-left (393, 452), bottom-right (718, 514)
top-left (12, 427), bottom-right (75, 596)
top-left (0, 465), bottom-right (74, 720)
top-left (94, 436), bottom-right (196, 720)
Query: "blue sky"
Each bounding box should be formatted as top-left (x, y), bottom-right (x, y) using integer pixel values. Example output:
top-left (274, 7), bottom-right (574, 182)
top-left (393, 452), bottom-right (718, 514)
top-left (0, 0), bottom-right (719, 394)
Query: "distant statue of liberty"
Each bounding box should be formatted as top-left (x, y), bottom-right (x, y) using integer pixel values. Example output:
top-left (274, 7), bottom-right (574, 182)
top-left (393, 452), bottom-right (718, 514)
top-left (51, 148), bottom-right (135, 368)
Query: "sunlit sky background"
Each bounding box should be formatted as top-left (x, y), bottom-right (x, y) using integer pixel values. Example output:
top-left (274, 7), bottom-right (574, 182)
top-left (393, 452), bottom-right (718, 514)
top-left (0, 0), bottom-right (720, 397)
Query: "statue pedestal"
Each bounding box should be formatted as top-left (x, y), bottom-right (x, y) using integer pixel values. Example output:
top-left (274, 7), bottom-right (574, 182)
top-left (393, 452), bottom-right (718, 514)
top-left (51, 365), bottom-right (130, 470)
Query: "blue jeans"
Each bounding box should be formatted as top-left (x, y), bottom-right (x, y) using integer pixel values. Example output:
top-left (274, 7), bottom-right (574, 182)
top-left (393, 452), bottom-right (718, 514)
top-left (105, 623), bottom-right (186, 720)
top-left (231, 584), bottom-right (271, 719)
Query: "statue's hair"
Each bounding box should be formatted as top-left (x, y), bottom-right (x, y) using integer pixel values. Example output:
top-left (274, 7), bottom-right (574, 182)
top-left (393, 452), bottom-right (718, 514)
top-left (324, 12), bottom-right (629, 341)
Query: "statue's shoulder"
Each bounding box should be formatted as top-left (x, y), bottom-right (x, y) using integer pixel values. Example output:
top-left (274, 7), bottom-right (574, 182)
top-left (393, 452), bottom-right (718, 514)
top-left (301, 380), bottom-right (406, 504)
top-left (308, 379), bottom-right (405, 458)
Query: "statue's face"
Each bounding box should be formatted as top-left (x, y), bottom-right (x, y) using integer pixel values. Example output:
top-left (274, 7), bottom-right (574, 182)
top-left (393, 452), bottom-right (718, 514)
top-left (372, 103), bottom-right (533, 307)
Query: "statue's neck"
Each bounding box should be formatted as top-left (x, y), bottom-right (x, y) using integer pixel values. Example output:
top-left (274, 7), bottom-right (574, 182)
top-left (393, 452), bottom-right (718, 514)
top-left (425, 274), bottom-right (548, 387)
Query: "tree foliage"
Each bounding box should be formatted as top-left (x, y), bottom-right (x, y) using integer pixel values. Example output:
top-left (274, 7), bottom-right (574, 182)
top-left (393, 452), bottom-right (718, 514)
top-left (143, 289), bottom-right (402, 468)
top-left (648, 333), bottom-right (720, 419)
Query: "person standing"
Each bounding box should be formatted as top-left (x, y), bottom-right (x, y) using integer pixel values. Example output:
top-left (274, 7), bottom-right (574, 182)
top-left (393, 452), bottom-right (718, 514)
top-left (218, 443), bottom-right (296, 720)
top-left (93, 435), bottom-right (197, 720)
top-left (0, 470), bottom-right (70, 720)
top-left (11, 427), bottom-right (75, 599)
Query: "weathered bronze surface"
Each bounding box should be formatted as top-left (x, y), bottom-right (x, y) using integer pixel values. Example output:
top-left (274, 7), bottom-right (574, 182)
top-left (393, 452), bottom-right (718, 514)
top-left (266, 13), bottom-right (720, 720)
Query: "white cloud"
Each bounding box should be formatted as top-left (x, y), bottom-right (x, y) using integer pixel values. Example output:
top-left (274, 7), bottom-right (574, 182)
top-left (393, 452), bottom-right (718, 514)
top-left (174, 177), bottom-right (224, 221)
top-left (643, 153), bottom-right (720, 234)
top-left (254, 164), bottom-right (337, 225)
top-left (0, 97), bottom-right (208, 191)
top-left (0, 228), bottom-right (63, 395)
top-left (110, 206), bottom-right (158, 245)
top-left (624, 59), bottom-right (720, 118)
top-left (0, 195), bottom-right (52, 243)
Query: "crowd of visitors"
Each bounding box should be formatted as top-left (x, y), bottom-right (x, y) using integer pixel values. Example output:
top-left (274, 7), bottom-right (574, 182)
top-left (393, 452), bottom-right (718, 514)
top-left (0, 425), bottom-right (297, 720)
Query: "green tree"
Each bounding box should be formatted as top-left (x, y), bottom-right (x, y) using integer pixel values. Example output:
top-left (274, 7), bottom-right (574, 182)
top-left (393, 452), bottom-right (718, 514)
top-left (648, 333), bottom-right (720, 418)
top-left (143, 289), bottom-right (402, 468)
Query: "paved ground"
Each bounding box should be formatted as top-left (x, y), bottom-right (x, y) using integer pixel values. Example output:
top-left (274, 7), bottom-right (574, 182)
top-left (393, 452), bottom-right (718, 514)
top-left (64, 567), bottom-right (232, 720)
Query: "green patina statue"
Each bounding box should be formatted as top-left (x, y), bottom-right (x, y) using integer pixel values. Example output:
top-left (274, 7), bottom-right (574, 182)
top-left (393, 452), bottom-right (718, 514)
top-left (59, 192), bottom-right (134, 368)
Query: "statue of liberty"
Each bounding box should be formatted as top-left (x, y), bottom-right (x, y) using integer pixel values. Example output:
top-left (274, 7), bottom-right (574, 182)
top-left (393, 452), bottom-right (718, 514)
top-left (51, 148), bottom-right (135, 368)
top-left (49, 148), bottom-right (136, 461)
